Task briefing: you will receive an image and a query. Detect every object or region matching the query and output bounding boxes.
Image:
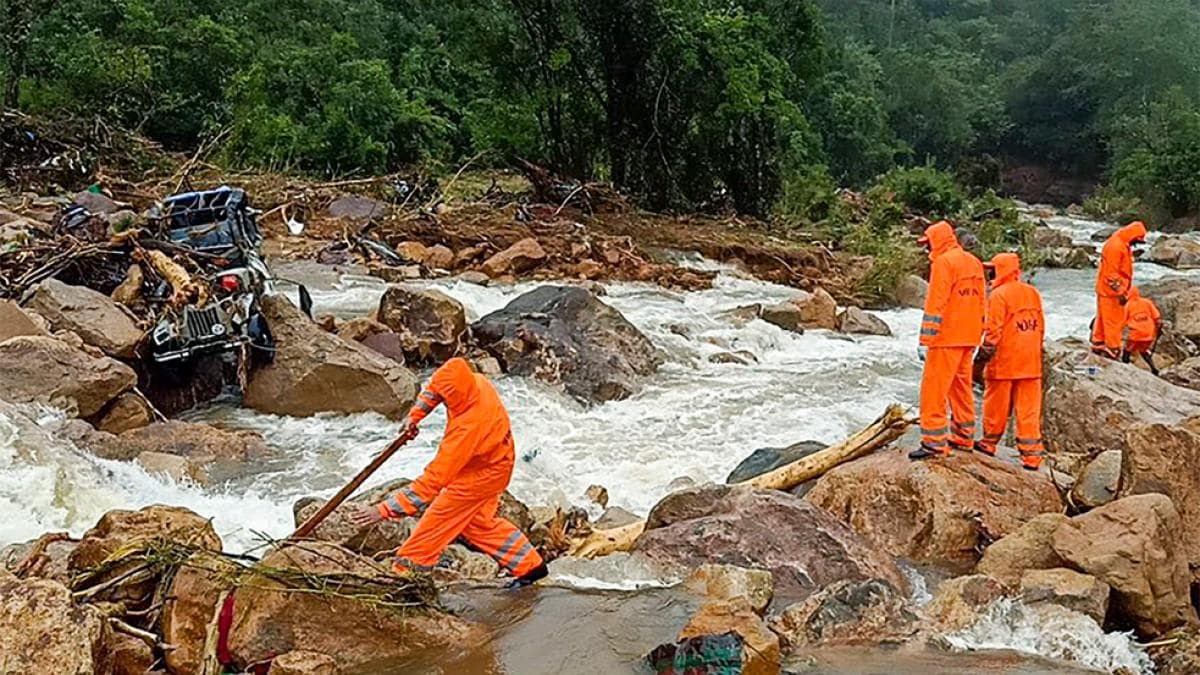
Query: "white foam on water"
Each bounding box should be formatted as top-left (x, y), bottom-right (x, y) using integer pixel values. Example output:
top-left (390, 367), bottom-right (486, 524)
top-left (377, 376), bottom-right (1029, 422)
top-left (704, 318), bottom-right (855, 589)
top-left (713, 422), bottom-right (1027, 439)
top-left (547, 553), bottom-right (677, 591)
top-left (946, 598), bottom-right (1153, 674)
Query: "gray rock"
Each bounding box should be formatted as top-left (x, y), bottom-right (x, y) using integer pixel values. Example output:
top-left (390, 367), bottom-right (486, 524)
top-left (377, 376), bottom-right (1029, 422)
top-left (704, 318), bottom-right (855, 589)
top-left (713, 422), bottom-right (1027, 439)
top-left (837, 307), bottom-right (892, 336)
top-left (0, 336), bottom-right (136, 417)
top-left (726, 441), bottom-right (826, 484)
top-left (26, 278), bottom-right (142, 357)
top-left (1071, 449), bottom-right (1121, 510)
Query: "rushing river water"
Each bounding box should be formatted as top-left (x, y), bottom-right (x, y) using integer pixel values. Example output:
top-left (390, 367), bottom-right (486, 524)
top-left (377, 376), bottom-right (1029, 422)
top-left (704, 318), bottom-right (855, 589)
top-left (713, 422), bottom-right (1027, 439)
top-left (2, 211), bottom-right (1193, 673)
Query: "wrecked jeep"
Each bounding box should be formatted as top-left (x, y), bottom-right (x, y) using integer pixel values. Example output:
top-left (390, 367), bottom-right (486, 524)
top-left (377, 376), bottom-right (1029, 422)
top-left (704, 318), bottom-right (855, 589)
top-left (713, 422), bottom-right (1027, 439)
top-left (146, 187), bottom-right (275, 364)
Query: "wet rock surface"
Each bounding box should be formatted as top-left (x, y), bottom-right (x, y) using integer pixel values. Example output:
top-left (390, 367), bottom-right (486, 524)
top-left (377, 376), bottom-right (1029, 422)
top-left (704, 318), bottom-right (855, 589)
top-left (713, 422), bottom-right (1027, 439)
top-left (1117, 423), bottom-right (1200, 578)
top-left (0, 336), bottom-right (136, 417)
top-left (837, 307), bottom-right (892, 336)
top-left (975, 513), bottom-right (1069, 588)
top-left (377, 285), bottom-right (468, 364)
top-left (768, 578), bottom-right (917, 650)
top-left (725, 440), bottom-right (827, 485)
top-left (924, 574), bottom-right (1006, 633)
top-left (26, 278), bottom-right (142, 357)
top-left (761, 287), bottom-right (838, 331)
top-left (0, 577), bottom-right (111, 675)
top-left (682, 564), bottom-right (774, 615)
top-left (1147, 236), bottom-right (1200, 269)
top-left (1070, 449), bottom-right (1120, 510)
top-left (473, 285), bottom-right (662, 404)
top-left (98, 420), bottom-right (274, 483)
top-left (1019, 568), bottom-right (1110, 625)
top-left (245, 293), bottom-right (419, 419)
top-left (805, 449), bottom-right (1062, 565)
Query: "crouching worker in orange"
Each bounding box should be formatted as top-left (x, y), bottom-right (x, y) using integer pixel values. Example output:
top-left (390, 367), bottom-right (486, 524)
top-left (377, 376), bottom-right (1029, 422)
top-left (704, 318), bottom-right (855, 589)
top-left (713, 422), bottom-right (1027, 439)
top-left (974, 253), bottom-right (1045, 471)
top-left (912, 221), bottom-right (986, 462)
top-left (351, 357), bottom-right (547, 588)
top-left (1092, 221), bottom-right (1147, 357)
top-left (1122, 287), bottom-right (1163, 375)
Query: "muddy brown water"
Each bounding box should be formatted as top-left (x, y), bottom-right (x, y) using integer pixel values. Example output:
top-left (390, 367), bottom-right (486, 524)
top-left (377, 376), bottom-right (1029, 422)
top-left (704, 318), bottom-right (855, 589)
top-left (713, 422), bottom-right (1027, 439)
top-left (344, 583), bottom-right (1098, 675)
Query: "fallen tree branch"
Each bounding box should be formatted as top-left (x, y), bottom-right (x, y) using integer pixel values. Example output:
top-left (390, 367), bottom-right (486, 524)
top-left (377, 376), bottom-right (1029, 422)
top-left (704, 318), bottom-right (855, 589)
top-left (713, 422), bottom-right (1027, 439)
top-left (567, 404), bottom-right (913, 559)
top-left (12, 532), bottom-right (72, 579)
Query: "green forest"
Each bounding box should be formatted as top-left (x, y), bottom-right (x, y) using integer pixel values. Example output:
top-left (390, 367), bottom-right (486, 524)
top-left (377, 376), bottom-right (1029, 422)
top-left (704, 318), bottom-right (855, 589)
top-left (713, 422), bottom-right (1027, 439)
top-left (4, 0), bottom-right (1200, 222)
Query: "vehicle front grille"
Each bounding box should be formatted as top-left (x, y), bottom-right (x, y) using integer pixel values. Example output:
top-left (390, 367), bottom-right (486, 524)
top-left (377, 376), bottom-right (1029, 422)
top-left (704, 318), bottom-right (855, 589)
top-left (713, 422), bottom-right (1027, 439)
top-left (183, 305), bottom-right (224, 339)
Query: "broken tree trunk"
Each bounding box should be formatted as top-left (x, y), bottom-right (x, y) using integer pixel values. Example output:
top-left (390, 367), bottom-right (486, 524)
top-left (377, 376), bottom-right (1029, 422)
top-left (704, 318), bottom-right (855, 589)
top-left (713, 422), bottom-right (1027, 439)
top-left (567, 404), bottom-right (913, 559)
top-left (137, 248), bottom-right (207, 306)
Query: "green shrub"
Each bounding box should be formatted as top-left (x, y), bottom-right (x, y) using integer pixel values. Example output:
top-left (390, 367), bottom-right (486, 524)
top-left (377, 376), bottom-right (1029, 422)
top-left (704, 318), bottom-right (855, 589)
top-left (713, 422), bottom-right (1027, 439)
top-left (772, 164), bottom-right (845, 233)
top-left (875, 165), bottom-right (966, 217)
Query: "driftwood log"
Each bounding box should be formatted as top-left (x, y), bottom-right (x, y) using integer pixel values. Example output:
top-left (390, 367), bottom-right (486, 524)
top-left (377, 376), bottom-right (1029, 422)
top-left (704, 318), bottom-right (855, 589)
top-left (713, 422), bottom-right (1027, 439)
top-left (137, 248), bottom-right (207, 306)
top-left (567, 404), bottom-right (913, 559)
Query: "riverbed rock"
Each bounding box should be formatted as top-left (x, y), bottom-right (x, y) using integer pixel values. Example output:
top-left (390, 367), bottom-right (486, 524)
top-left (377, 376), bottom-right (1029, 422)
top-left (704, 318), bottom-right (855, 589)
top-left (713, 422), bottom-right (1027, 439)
top-left (227, 542), bottom-right (478, 670)
top-left (161, 551), bottom-right (242, 674)
top-left (635, 485), bottom-right (906, 606)
top-left (1071, 449), bottom-right (1121, 510)
top-left (584, 484), bottom-right (609, 508)
top-left (0, 577), bottom-right (111, 675)
top-left (768, 578), bottom-right (917, 651)
top-left (975, 513), bottom-right (1070, 588)
top-left (270, 650), bottom-right (339, 675)
top-left (1163, 356), bottom-right (1200, 391)
top-left (1118, 423), bottom-right (1200, 579)
top-left (925, 574), bottom-right (1006, 632)
top-left (595, 506), bottom-right (641, 529)
top-left (93, 392), bottom-right (154, 435)
top-left (70, 505), bottom-right (222, 573)
top-left (1020, 568), bottom-right (1110, 625)
top-left (0, 534), bottom-right (77, 585)
top-left (1051, 494), bottom-right (1197, 636)
top-left (1032, 227), bottom-right (1074, 249)
top-left (327, 195), bottom-right (386, 221)
top-left (481, 238), bottom-right (547, 277)
top-left (894, 274), bottom-right (928, 308)
top-left (1147, 236), bottom-right (1200, 269)
top-left (1142, 278), bottom-right (1200, 346)
top-left (805, 449), bottom-right (1062, 566)
top-left (101, 421), bottom-right (273, 484)
top-left (677, 599), bottom-right (781, 675)
top-left (682, 564), bottom-right (774, 615)
top-left (336, 317), bottom-right (389, 343)
top-left (246, 293), bottom-right (419, 419)
top-left (26, 278), bottom-right (142, 358)
top-left (1042, 246), bottom-right (1095, 269)
top-left (377, 286), bottom-right (468, 364)
top-left (837, 307), bottom-right (892, 336)
top-left (725, 440), bottom-right (826, 485)
top-left (0, 336), bottom-right (136, 417)
top-left (473, 285), bottom-right (662, 405)
top-left (1043, 342), bottom-right (1200, 474)
top-left (0, 299), bottom-right (46, 342)
top-left (110, 631), bottom-right (154, 675)
top-left (761, 287), bottom-right (838, 331)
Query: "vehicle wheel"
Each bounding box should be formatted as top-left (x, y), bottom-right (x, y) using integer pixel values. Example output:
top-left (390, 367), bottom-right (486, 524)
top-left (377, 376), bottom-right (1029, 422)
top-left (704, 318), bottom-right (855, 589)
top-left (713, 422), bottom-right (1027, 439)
top-left (248, 312), bottom-right (275, 365)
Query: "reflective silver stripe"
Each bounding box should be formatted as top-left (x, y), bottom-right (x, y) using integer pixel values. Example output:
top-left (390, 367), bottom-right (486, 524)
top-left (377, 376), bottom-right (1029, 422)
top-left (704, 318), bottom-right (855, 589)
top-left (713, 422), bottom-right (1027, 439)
top-left (401, 486), bottom-right (426, 510)
top-left (393, 556), bottom-right (434, 572)
top-left (502, 543), bottom-right (534, 572)
top-left (493, 531), bottom-right (523, 563)
top-left (923, 314), bottom-right (943, 324)
top-left (1016, 438), bottom-right (1043, 445)
top-left (921, 328), bottom-right (939, 337)
top-left (920, 426), bottom-right (948, 436)
top-left (386, 495), bottom-right (407, 515)
top-left (416, 398), bottom-right (436, 413)
top-left (924, 439), bottom-right (948, 449)
top-left (1019, 449), bottom-right (1046, 457)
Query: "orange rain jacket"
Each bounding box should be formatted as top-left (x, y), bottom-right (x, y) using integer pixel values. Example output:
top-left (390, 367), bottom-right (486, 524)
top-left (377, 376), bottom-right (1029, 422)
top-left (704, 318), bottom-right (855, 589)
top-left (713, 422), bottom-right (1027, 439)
top-left (1124, 287), bottom-right (1162, 344)
top-left (400, 357), bottom-right (515, 500)
top-left (1096, 221), bottom-right (1147, 299)
top-left (983, 253), bottom-right (1045, 380)
top-left (920, 221), bottom-right (986, 348)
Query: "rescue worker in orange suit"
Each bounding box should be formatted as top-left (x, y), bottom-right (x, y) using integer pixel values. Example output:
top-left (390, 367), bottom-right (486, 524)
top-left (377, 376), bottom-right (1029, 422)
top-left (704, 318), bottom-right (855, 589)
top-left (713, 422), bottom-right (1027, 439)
top-left (1092, 221), bottom-right (1148, 357)
top-left (974, 253), bottom-right (1046, 471)
top-left (351, 357), bottom-right (548, 587)
top-left (1122, 287), bottom-right (1163, 375)
top-left (911, 221), bottom-right (986, 461)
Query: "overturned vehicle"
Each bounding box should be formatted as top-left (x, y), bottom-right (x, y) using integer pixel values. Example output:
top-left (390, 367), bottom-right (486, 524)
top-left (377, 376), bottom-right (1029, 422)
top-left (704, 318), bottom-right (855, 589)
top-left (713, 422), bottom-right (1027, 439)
top-left (145, 187), bottom-right (275, 364)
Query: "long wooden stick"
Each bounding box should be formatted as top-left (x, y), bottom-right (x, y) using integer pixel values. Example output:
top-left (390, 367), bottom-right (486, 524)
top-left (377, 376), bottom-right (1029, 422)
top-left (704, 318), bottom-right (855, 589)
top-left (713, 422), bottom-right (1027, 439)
top-left (567, 404), bottom-right (913, 559)
top-left (288, 433), bottom-right (412, 542)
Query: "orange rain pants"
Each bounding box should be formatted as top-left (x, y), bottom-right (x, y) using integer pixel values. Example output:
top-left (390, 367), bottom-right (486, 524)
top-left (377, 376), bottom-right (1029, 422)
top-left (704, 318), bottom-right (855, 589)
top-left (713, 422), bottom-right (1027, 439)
top-left (919, 346), bottom-right (977, 452)
top-left (1091, 295), bottom-right (1126, 357)
top-left (1092, 221), bottom-right (1147, 355)
top-left (378, 358), bottom-right (543, 578)
top-left (980, 378), bottom-right (1044, 469)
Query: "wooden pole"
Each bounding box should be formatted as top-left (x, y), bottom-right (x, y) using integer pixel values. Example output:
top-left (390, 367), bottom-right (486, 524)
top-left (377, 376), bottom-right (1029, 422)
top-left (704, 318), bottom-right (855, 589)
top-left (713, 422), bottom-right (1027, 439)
top-left (288, 433), bottom-right (413, 542)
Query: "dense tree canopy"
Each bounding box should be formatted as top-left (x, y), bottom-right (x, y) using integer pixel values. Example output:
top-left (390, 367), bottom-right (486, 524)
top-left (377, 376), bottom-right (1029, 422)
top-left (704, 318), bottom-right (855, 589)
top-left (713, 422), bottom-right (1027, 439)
top-left (4, 0), bottom-right (1199, 217)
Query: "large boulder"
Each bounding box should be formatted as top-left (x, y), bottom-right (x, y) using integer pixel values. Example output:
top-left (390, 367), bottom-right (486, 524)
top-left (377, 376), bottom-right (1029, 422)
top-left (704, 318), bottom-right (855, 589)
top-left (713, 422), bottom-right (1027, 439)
top-left (725, 440), bottom-right (826, 485)
top-left (1020, 568), bottom-right (1110, 625)
top-left (161, 552), bottom-right (240, 674)
top-left (1147, 236), bottom-right (1200, 270)
top-left (1164, 356), bottom-right (1200, 390)
top-left (894, 274), bottom-right (928, 308)
top-left (634, 485), bottom-right (906, 606)
top-left (837, 307), bottom-right (892, 336)
top-left (291, 480), bottom-right (417, 557)
top-left (472, 286), bottom-right (662, 405)
top-left (1031, 227), bottom-right (1073, 249)
top-left (0, 577), bottom-right (112, 674)
top-left (924, 574), bottom-right (1006, 633)
top-left (768, 579), bottom-right (917, 651)
top-left (99, 421), bottom-right (274, 484)
top-left (975, 513), bottom-right (1070, 588)
top-left (226, 542), bottom-right (478, 670)
top-left (1118, 423), bottom-right (1200, 580)
top-left (70, 505), bottom-right (222, 573)
top-left (805, 449), bottom-right (1062, 566)
top-left (0, 299), bottom-right (46, 342)
top-left (376, 286), bottom-right (468, 364)
top-left (1042, 342), bottom-right (1200, 474)
top-left (1142, 278), bottom-right (1200, 345)
top-left (480, 238), bottom-right (547, 277)
top-left (1042, 246), bottom-right (1094, 269)
top-left (26, 278), bottom-right (142, 357)
top-left (245, 294), bottom-right (419, 419)
top-left (1051, 494), bottom-right (1197, 636)
top-left (1071, 449), bottom-right (1121, 510)
top-left (0, 336), bottom-right (136, 417)
top-left (761, 287), bottom-right (838, 331)
top-left (93, 392), bottom-right (153, 435)
top-left (682, 564), bottom-right (774, 615)
top-left (327, 195), bottom-right (387, 221)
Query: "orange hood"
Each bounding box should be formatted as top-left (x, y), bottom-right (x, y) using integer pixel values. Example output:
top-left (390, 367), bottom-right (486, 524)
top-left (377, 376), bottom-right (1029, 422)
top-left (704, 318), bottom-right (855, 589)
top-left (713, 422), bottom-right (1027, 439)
top-left (921, 221), bottom-right (960, 260)
top-left (1117, 221), bottom-right (1148, 245)
top-left (988, 252), bottom-right (1022, 288)
top-left (428, 357), bottom-right (480, 416)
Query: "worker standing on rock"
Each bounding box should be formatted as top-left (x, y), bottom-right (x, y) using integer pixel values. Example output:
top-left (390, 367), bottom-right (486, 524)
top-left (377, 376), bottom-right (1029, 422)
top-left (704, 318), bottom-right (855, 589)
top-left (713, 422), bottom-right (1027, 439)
top-left (1122, 287), bottom-right (1163, 375)
top-left (1092, 221), bottom-right (1148, 358)
top-left (974, 253), bottom-right (1045, 471)
top-left (351, 357), bottom-right (548, 587)
top-left (912, 221), bottom-right (986, 461)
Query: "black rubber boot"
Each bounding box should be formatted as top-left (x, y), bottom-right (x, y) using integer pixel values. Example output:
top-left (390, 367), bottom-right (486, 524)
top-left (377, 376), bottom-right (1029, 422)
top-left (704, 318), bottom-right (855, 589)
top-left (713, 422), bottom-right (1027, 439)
top-left (506, 562), bottom-right (549, 589)
top-left (1022, 464), bottom-right (1040, 472)
top-left (908, 445), bottom-right (943, 461)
